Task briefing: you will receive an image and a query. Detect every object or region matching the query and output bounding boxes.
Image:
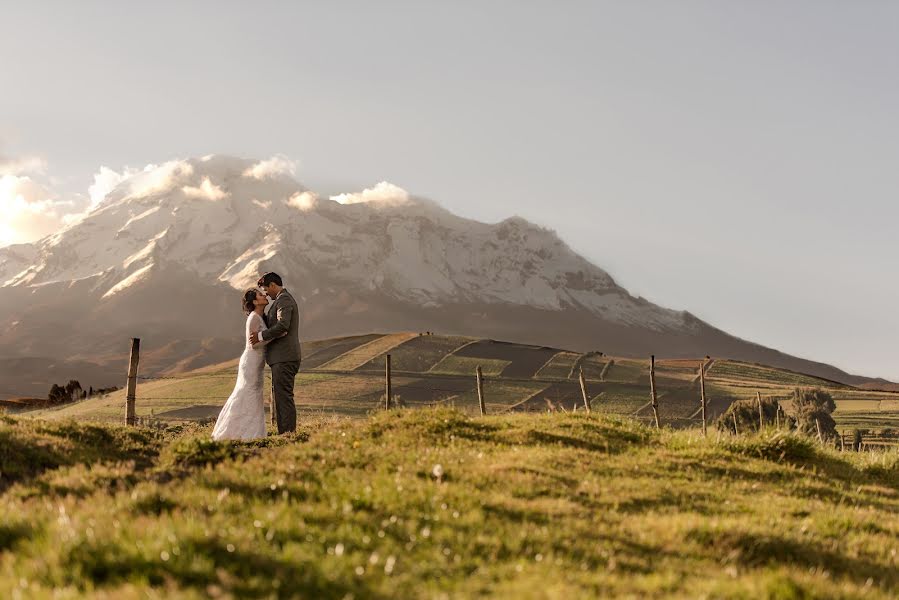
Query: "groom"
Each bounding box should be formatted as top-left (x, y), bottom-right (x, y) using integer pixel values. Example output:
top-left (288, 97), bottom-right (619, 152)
top-left (250, 272), bottom-right (301, 434)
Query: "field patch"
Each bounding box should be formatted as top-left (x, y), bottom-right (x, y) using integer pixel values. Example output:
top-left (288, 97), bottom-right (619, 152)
top-left (602, 359), bottom-right (647, 384)
top-left (592, 383), bottom-right (650, 415)
top-left (357, 335), bottom-right (474, 373)
top-left (534, 351), bottom-right (578, 379)
top-left (452, 340), bottom-right (561, 378)
top-left (708, 360), bottom-right (840, 389)
top-left (318, 333), bottom-right (419, 371)
top-left (302, 334), bottom-right (385, 369)
top-left (578, 354), bottom-right (611, 381)
top-left (429, 355), bottom-right (510, 377)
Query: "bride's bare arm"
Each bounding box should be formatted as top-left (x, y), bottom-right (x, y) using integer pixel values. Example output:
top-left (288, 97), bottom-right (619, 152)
top-left (250, 315), bottom-right (273, 349)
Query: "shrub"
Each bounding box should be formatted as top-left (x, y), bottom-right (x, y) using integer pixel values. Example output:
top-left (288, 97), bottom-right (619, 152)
top-left (717, 395), bottom-right (779, 433)
top-left (792, 388), bottom-right (837, 441)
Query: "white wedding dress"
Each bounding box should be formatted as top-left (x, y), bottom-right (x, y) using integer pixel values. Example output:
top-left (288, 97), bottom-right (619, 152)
top-left (212, 312), bottom-right (269, 441)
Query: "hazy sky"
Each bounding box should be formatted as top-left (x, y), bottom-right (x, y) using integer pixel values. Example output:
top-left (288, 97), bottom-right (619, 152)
top-left (2, 1), bottom-right (898, 379)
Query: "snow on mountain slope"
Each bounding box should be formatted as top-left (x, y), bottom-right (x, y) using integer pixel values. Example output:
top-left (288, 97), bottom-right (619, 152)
top-left (0, 154), bottom-right (884, 392)
top-left (0, 155), bottom-right (692, 333)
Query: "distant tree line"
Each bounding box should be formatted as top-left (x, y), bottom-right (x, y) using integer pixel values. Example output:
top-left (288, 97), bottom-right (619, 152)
top-left (47, 380), bottom-right (120, 405)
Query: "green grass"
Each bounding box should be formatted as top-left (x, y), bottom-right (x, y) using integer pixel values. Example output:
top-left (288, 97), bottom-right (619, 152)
top-left (534, 352), bottom-right (578, 379)
top-left (16, 333), bottom-right (899, 448)
top-left (429, 355), bottom-right (511, 377)
top-left (592, 383), bottom-right (650, 415)
top-left (602, 359), bottom-right (648, 384)
top-left (358, 335), bottom-right (474, 373)
top-left (2, 410), bottom-right (896, 598)
top-left (319, 333), bottom-right (420, 371)
top-left (708, 360), bottom-right (840, 389)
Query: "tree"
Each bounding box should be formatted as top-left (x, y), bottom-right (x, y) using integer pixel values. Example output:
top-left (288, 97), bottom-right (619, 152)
top-left (792, 388), bottom-right (837, 441)
top-left (64, 380), bottom-right (83, 403)
top-left (48, 384), bottom-right (67, 404)
top-left (47, 380), bottom-right (85, 405)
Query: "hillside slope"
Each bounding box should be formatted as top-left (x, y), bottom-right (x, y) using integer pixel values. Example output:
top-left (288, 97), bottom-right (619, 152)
top-left (1, 410), bottom-right (896, 598)
top-left (25, 333), bottom-right (899, 440)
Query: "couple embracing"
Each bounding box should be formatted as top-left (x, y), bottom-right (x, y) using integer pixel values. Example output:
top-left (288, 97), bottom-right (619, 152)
top-left (212, 272), bottom-right (301, 440)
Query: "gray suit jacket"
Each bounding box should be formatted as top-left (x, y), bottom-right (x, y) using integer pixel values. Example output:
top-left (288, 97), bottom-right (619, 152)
top-left (261, 289), bottom-right (301, 365)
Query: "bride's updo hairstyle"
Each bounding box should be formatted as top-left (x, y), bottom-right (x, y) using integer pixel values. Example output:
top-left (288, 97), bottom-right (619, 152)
top-left (242, 288), bottom-right (258, 314)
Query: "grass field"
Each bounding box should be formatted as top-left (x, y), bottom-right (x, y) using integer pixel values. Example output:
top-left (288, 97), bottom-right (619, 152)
top-left (707, 360), bottom-right (843, 389)
top-left (357, 335), bottom-right (473, 373)
top-left (534, 351), bottom-right (578, 380)
top-left (18, 334), bottom-right (899, 447)
top-left (1, 409), bottom-right (897, 598)
top-left (318, 333), bottom-right (420, 371)
top-left (429, 355), bottom-right (511, 377)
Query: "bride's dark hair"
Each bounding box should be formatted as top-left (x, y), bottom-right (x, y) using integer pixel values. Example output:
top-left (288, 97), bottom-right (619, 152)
top-left (242, 288), bottom-right (258, 314)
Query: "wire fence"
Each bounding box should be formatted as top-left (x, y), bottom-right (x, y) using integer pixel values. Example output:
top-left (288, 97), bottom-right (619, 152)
top-left (125, 358), bottom-right (728, 433)
top-left (91, 341), bottom-right (893, 449)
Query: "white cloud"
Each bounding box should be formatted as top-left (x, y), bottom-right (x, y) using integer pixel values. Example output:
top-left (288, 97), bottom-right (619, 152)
top-left (330, 181), bottom-right (411, 206)
top-left (286, 191), bottom-right (318, 211)
top-left (130, 160), bottom-right (195, 198)
top-left (88, 165), bottom-right (138, 209)
top-left (182, 176), bottom-right (227, 201)
top-left (242, 155), bottom-right (297, 180)
top-left (85, 160), bottom-right (197, 211)
top-left (0, 155), bottom-right (47, 176)
top-left (0, 174), bottom-right (75, 247)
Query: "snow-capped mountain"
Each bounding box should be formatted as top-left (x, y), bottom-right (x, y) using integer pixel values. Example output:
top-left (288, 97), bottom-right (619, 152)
top-left (2, 155), bottom-right (687, 331)
top-left (0, 155), bottom-right (877, 397)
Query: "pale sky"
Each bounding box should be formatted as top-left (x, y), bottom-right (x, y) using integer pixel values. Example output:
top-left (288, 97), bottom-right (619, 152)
top-left (2, 1), bottom-right (898, 379)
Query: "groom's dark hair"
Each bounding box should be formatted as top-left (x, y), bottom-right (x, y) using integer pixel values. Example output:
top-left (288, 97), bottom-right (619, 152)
top-left (258, 272), bottom-right (283, 287)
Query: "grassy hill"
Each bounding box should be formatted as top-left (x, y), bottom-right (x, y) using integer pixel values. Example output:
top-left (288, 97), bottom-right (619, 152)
top-left (1, 409), bottom-right (897, 598)
top-left (22, 332), bottom-right (899, 445)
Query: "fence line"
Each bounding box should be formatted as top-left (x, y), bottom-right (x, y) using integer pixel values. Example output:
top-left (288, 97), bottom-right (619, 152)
top-left (120, 340), bottom-right (893, 450)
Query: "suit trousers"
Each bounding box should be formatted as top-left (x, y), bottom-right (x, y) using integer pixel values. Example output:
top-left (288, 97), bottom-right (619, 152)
top-left (270, 361), bottom-right (299, 433)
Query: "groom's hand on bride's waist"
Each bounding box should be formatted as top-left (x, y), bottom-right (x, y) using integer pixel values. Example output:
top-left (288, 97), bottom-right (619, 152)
top-left (249, 332), bottom-right (261, 345)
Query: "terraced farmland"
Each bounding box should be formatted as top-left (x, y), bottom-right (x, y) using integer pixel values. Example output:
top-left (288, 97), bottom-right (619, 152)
top-left (357, 334), bottom-right (473, 372)
top-left (318, 333), bottom-right (419, 370)
top-left (19, 332), bottom-right (899, 445)
top-left (534, 351), bottom-right (579, 379)
top-left (429, 355), bottom-right (510, 377)
top-left (452, 340), bottom-right (559, 378)
top-left (602, 359), bottom-right (648, 384)
top-left (707, 360), bottom-right (843, 389)
top-left (302, 334), bottom-right (385, 369)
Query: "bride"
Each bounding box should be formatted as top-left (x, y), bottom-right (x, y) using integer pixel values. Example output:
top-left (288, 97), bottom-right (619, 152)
top-left (212, 288), bottom-right (272, 441)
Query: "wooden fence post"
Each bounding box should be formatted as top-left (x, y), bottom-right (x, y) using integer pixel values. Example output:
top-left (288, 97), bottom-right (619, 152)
top-left (599, 359), bottom-right (613, 382)
top-left (756, 391), bottom-right (764, 431)
top-left (579, 367), bottom-right (591, 413)
top-left (699, 361), bottom-right (707, 437)
top-left (732, 412), bottom-right (739, 436)
top-left (124, 338), bottom-right (140, 426)
top-left (815, 418), bottom-right (824, 445)
top-left (476, 365), bottom-right (486, 416)
top-left (649, 355), bottom-right (660, 429)
top-left (385, 354), bottom-right (392, 410)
